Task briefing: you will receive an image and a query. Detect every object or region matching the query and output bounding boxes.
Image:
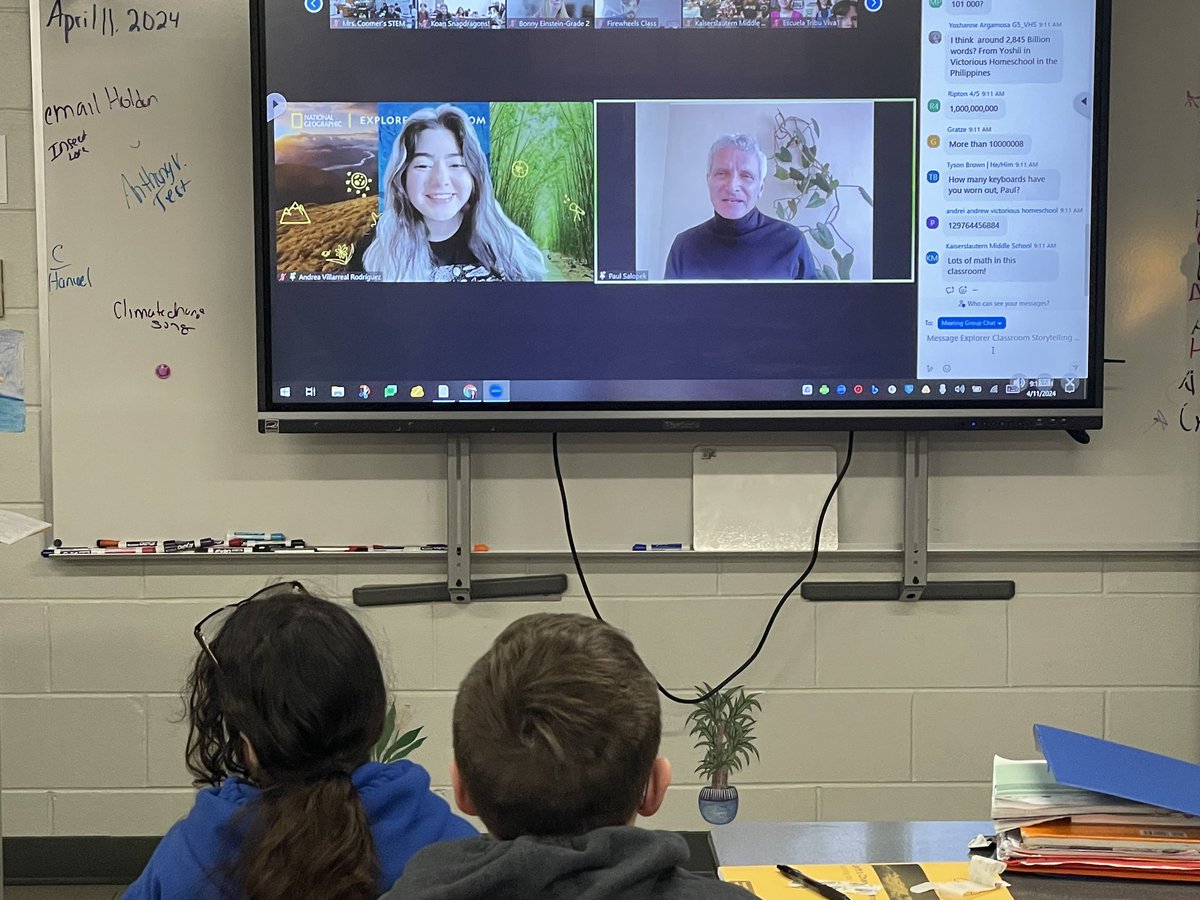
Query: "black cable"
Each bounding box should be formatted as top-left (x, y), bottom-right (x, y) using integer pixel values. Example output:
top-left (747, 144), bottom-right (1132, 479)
top-left (552, 431), bottom-right (856, 706)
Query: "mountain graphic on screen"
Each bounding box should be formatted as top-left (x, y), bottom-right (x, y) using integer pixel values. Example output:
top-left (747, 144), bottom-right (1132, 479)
top-left (275, 133), bottom-right (378, 206)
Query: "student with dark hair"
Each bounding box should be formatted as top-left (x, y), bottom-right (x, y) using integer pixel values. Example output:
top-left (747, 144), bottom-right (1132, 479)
top-left (125, 581), bottom-right (475, 900)
top-left (381, 612), bottom-right (750, 899)
top-left (832, 0), bottom-right (856, 27)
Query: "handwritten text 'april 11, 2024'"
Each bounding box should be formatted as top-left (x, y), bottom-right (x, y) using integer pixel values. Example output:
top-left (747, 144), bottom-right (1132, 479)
top-left (45, 2), bottom-right (180, 44)
top-left (120, 153), bottom-right (190, 214)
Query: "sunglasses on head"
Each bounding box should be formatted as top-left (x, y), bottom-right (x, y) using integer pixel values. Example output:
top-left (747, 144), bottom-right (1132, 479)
top-left (193, 580), bottom-right (304, 672)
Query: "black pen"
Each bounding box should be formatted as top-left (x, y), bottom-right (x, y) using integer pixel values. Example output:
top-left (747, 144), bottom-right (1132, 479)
top-left (776, 864), bottom-right (851, 900)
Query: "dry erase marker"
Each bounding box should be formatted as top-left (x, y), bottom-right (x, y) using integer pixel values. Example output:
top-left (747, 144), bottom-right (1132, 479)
top-left (370, 544), bottom-right (447, 551)
top-left (164, 538), bottom-right (218, 552)
top-left (45, 547), bottom-right (155, 556)
top-left (96, 539), bottom-right (160, 548)
top-left (227, 532), bottom-right (285, 541)
top-left (632, 543), bottom-right (684, 551)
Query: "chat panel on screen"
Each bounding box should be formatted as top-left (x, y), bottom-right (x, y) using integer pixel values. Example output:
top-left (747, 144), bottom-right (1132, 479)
top-left (595, 98), bottom-right (895, 284)
top-left (273, 101), bottom-right (594, 284)
top-left (917, 0), bottom-right (1097, 383)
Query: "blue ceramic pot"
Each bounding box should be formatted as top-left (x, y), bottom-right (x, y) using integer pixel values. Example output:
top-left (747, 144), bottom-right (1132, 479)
top-left (698, 785), bottom-right (739, 825)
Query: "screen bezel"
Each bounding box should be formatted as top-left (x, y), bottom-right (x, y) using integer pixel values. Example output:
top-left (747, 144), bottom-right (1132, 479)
top-left (251, 0), bottom-right (1110, 434)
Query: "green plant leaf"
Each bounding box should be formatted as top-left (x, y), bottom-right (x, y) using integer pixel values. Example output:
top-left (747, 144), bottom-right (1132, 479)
top-left (812, 222), bottom-right (836, 250)
top-left (832, 248), bottom-right (844, 264)
top-left (837, 252), bottom-right (855, 281)
top-left (392, 736), bottom-right (425, 761)
top-left (788, 167), bottom-right (806, 182)
top-left (812, 119), bottom-right (821, 138)
top-left (858, 186), bottom-right (874, 206)
top-left (392, 726), bottom-right (423, 749)
top-left (775, 147), bottom-right (792, 163)
top-left (774, 165), bottom-right (789, 182)
top-left (822, 264), bottom-right (837, 280)
top-left (806, 194), bottom-right (827, 209)
top-left (373, 702), bottom-right (398, 761)
top-left (380, 727), bottom-right (424, 763)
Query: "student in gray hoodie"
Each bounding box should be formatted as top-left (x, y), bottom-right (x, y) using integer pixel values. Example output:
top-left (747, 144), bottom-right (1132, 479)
top-left (380, 612), bottom-right (752, 900)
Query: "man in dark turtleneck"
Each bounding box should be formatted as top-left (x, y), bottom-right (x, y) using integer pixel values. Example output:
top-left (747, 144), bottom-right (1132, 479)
top-left (664, 133), bottom-right (818, 280)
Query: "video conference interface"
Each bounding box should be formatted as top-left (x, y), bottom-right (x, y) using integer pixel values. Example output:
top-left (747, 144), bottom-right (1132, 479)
top-left (258, 0), bottom-right (1101, 407)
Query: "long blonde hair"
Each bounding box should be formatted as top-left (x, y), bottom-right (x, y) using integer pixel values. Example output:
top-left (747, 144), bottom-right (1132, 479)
top-left (364, 105), bottom-right (546, 281)
top-left (538, 0), bottom-right (570, 18)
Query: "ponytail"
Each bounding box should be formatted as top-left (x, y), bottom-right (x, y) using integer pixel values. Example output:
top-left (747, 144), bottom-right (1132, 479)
top-left (236, 772), bottom-right (380, 900)
top-left (188, 587), bottom-right (389, 898)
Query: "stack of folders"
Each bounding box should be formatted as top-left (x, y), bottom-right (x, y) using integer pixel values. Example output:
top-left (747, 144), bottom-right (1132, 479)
top-left (993, 725), bottom-right (1200, 882)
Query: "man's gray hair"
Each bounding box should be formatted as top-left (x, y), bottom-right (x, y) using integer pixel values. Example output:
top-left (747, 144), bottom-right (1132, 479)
top-left (707, 133), bottom-right (769, 180)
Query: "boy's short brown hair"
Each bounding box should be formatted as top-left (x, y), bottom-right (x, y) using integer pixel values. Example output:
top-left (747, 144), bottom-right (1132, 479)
top-left (452, 613), bottom-right (661, 840)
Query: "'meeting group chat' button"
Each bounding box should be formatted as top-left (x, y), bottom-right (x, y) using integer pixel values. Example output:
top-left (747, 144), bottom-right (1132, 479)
top-left (938, 317), bottom-right (1006, 330)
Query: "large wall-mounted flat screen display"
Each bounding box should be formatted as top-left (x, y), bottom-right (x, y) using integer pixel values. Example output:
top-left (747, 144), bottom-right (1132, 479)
top-left (253, 0), bottom-right (1109, 432)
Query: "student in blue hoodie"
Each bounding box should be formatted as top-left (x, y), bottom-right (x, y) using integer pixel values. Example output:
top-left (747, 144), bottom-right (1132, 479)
top-left (125, 581), bottom-right (476, 900)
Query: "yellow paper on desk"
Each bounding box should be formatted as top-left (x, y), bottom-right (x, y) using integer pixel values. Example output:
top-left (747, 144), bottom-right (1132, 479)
top-left (718, 862), bottom-right (1015, 900)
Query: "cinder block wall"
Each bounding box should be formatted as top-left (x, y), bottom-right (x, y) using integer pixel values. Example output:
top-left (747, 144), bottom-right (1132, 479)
top-left (1, 551), bottom-right (1198, 836)
top-left (4, 0), bottom-right (1199, 839)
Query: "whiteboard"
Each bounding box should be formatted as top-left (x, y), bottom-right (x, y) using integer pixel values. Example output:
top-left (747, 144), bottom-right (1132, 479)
top-left (31, 0), bottom-right (1200, 552)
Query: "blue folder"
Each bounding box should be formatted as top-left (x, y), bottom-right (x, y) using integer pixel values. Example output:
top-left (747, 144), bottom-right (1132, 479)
top-left (1034, 724), bottom-right (1200, 817)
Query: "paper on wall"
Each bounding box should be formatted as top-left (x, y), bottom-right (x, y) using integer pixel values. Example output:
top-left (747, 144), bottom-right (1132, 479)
top-left (0, 509), bottom-right (52, 544)
top-left (693, 446), bottom-right (839, 551)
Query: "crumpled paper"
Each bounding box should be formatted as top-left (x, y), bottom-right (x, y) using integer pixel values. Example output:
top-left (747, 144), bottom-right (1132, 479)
top-left (911, 856), bottom-right (1010, 898)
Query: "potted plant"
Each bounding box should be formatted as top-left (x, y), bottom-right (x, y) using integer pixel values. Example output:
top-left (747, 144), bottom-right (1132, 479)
top-left (686, 683), bottom-right (762, 825)
top-left (770, 109), bottom-right (874, 280)
top-left (371, 700), bottom-right (427, 763)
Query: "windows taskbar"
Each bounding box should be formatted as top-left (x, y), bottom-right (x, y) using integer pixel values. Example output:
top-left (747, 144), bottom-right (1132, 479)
top-left (270, 376), bottom-right (1088, 404)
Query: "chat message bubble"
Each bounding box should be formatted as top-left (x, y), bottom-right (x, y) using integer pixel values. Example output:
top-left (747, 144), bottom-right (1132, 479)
top-left (942, 215), bottom-right (1008, 236)
top-left (943, 169), bottom-right (1059, 201)
top-left (946, 0), bottom-right (991, 14)
top-left (945, 98), bottom-right (1006, 120)
top-left (946, 29), bottom-right (1064, 84)
top-left (944, 134), bottom-right (1031, 155)
top-left (942, 248), bottom-right (1058, 283)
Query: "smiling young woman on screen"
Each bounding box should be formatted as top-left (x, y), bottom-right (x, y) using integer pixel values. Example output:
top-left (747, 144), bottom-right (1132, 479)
top-left (352, 104), bottom-right (546, 283)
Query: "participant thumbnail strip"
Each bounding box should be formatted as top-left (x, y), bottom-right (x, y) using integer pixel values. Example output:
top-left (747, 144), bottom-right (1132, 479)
top-left (330, 0), bottom-right (862, 28)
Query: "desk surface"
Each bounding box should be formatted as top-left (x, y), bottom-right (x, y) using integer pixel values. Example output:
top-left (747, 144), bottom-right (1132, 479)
top-left (709, 821), bottom-right (1198, 899)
